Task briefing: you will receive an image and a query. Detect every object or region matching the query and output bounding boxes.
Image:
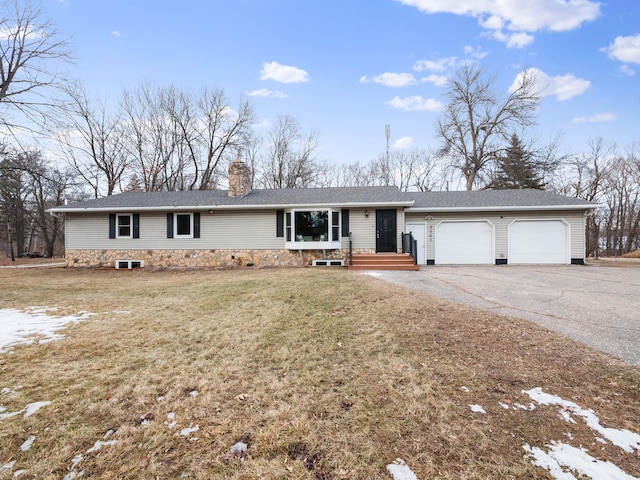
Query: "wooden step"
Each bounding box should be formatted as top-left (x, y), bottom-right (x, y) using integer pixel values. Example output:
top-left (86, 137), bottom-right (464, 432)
top-left (347, 253), bottom-right (420, 271)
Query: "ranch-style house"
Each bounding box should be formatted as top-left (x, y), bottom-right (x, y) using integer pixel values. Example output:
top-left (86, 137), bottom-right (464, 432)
top-left (50, 159), bottom-right (598, 270)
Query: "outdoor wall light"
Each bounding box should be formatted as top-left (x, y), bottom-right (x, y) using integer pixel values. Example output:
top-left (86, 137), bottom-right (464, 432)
top-left (425, 214), bottom-right (433, 221)
top-left (208, 209), bottom-right (214, 214)
top-left (365, 210), bottom-right (369, 217)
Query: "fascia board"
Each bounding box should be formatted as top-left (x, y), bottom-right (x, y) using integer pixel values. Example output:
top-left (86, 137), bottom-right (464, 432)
top-left (49, 200), bottom-right (414, 213)
top-left (405, 204), bottom-right (602, 213)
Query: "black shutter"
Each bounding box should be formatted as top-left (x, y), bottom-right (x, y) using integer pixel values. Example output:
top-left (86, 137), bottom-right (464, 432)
top-left (167, 213), bottom-right (174, 238)
top-left (276, 210), bottom-right (284, 237)
top-left (133, 214), bottom-right (140, 239)
top-left (341, 209), bottom-right (349, 237)
top-left (193, 212), bottom-right (200, 238)
top-left (109, 214), bottom-right (116, 239)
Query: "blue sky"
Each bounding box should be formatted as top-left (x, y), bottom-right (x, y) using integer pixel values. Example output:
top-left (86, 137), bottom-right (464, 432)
top-left (49, 0), bottom-right (640, 166)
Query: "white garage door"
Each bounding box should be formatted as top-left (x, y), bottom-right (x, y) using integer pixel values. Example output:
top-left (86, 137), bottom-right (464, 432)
top-left (435, 221), bottom-right (493, 264)
top-left (509, 220), bottom-right (569, 264)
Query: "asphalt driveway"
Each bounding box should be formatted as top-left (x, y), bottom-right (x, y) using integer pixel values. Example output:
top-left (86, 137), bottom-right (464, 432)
top-left (372, 264), bottom-right (640, 367)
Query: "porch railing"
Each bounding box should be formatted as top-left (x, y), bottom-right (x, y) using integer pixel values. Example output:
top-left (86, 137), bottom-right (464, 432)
top-left (348, 232), bottom-right (353, 266)
top-left (402, 232), bottom-right (418, 265)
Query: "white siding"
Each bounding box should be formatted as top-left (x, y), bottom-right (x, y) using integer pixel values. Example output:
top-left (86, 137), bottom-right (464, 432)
top-left (347, 208), bottom-right (376, 250)
top-left (66, 210), bottom-right (284, 250)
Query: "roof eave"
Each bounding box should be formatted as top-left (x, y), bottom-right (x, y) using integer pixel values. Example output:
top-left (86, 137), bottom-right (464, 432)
top-left (49, 200), bottom-right (414, 213)
top-left (406, 204), bottom-right (601, 213)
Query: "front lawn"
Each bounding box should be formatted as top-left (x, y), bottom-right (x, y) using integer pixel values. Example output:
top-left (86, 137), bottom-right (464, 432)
top-left (1, 268), bottom-right (638, 479)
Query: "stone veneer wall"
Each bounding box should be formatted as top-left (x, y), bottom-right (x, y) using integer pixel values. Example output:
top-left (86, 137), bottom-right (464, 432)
top-left (64, 248), bottom-right (375, 268)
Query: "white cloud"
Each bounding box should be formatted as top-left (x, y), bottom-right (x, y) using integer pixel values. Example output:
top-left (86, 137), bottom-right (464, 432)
top-left (421, 74), bottom-right (449, 86)
top-left (386, 96), bottom-right (444, 111)
top-left (246, 88), bottom-right (287, 99)
top-left (619, 64), bottom-right (636, 76)
top-left (260, 61), bottom-right (309, 84)
top-left (413, 56), bottom-right (459, 72)
top-left (572, 113), bottom-right (616, 124)
top-left (396, 0), bottom-right (601, 48)
top-left (360, 72), bottom-right (417, 87)
top-left (506, 31), bottom-right (534, 49)
top-left (511, 68), bottom-right (590, 101)
top-left (463, 45), bottom-right (488, 59)
top-left (393, 136), bottom-right (414, 149)
top-left (111, 30), bottom-right (121, 37)
top-left (602, 34), bottom-right (640, 64)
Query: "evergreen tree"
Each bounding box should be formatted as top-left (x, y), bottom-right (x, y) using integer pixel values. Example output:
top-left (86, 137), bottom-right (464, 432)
top-left (489, 134), bottom-right (545, 189)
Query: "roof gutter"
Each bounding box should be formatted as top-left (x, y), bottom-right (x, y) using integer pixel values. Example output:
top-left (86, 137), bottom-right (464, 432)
top-left (406, 204), bottom-right (602, 213)
top-left (49, 201), bottom-right (415, 214)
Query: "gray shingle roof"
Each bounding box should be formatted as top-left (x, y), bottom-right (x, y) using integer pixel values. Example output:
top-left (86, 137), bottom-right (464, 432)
top-left (51, 186), bottom-right (412, 212)
top-left (406, 189), bottom-right (597, 211)
top-left (50, 187), bottom-right (598, 213)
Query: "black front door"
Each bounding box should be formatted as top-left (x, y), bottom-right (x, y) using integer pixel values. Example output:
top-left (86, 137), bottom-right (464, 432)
top-left (376, 209), bottom-right (397, 253)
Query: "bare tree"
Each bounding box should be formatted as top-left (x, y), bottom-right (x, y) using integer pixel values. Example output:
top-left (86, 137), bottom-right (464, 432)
top-left (120, 82), bottom-right (255, 192)
top-left (0, 0), bottom-right (70, 131)
top-left (120, 82), bottom-right (180, 192)
top-left (0, 148), bottom-right (72, 258)
top-left (373, 148), bottom-right (441, 191)
top-left (168, 86), bottom-right (256, 190)
top-left (258, 115), bottom-right (321, 188)
top-left (333, 161), bottom-right (379, 187)
top-left (56, 86), bottom-right (128, 197)
top-left (437, 64), bottom-right (542, 190)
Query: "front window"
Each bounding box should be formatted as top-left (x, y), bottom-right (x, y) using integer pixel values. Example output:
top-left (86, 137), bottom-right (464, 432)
top-left (175, 213), bottom-right (193, 238)
top-left (117, 214), bottom-right (132, 238)
top-left (295, 210), bottom-right (328, 242)
top-left (285, 209), bottom-right (341, 249)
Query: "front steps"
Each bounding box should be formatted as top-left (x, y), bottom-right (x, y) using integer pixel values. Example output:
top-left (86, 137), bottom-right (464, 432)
top-left (347, 253), bottom-right (420, 271)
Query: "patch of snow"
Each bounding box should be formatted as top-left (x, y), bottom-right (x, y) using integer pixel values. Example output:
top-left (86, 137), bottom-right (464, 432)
top-left (20, 435), bottom-right (35, 451)
top-left (514, 403), bottom-right (536, 411)
top-left (24, 401), bottom-right (51, 417)
top-left (0, 408), bottom-right (21, 421)
top-left (470, 404), bottom-right (486, 414)
top-left (499, 402), bottom-right (510, 409)
top-left (596, 437), bottom-right (608, 445)
top-left (13, 469), bottom-right (27, 477)
top-left (524, 387), bottom-right (640, 453)
top-left (0, 401), bottom-right (49, 421)
top-left (523, 442), bottom-right (638, 480)
top-left (86, 440), bottom-right (117, 453)
top-left (559, 410), bottom-right (576, 424)
top-left (460, 386), bottom-right (469, 392)
top-left (230, 441), bottom-right (248, 454)
top-left (0, 308), bottom-right (95, 352)
top-left (1, 387), bottom-right (17, 395)
top-left (179, 425), bottom-right (199, 436)
top-left (62, 471), bottom-right (85, 480)
top-left (188, 390), bottom-right (198, 397)
top-left (70, 454), bottom-right (83, 470)
top-left (386, 458), bottom-right (418, 480)
top-left (1, 462), bottom-right (16, 473)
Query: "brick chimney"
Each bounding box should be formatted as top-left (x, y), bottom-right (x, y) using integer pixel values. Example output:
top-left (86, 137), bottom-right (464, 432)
top-left (228, 158), bottom-right (252, 197)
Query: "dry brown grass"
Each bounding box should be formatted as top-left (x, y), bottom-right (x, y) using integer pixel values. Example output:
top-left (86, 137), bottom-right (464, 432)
top-left (622, 249), bottom-right (640, 259)
top-left (1, 267), bottom-right (639, 479)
